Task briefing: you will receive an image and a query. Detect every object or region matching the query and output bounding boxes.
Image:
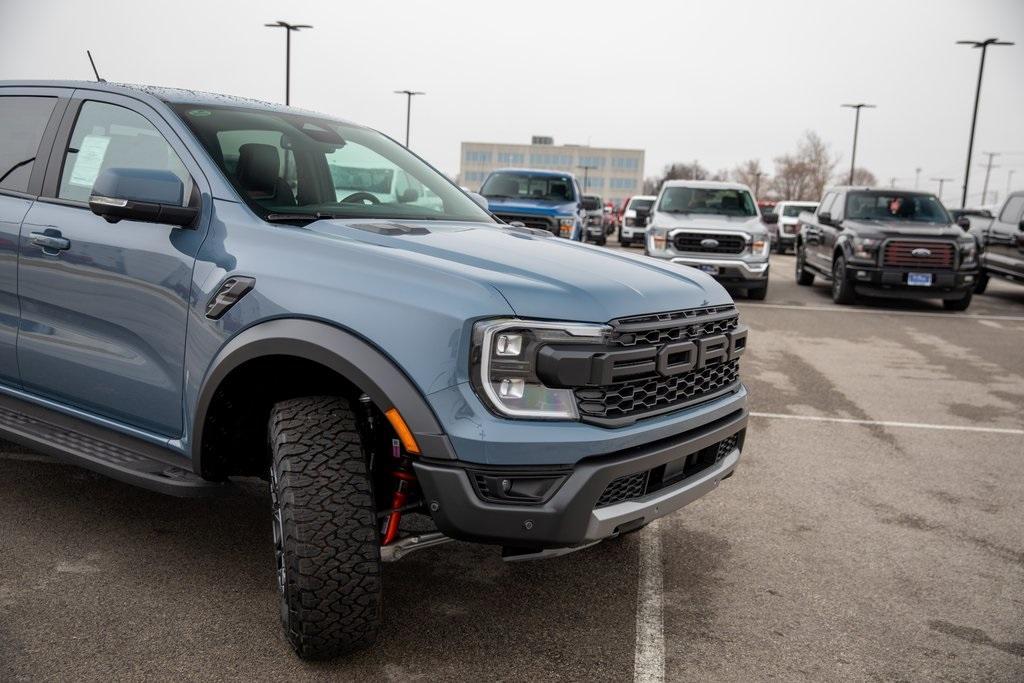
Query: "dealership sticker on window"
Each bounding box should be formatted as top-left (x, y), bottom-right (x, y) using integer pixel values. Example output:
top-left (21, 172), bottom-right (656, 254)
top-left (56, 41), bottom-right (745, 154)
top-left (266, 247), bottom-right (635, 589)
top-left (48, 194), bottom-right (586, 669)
top-left (68, 135), bottom-right (111, 187)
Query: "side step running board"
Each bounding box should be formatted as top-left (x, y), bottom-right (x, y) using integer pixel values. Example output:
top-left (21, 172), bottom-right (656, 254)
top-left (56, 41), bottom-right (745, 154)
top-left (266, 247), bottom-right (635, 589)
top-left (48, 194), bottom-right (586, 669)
top-left (0, 397), bottom-right (229, 497)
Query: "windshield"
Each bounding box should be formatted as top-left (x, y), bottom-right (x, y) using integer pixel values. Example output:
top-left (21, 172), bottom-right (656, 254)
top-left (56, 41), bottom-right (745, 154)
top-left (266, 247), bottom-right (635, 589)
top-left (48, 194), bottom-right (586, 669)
top-left (480, 171), bottom-right (577, 202)
top-left (628, 198), bottom-right (654, 212)
top-left (782, 204), bottom-right (816, 218)
top-left (581, 195), bottom-right (602, 211)
top-left (657, 187), bottom-right (756, 217)
top-left (845, 192), bottom-right (950, 223)
top-left (172, 105), bottom-right (491, 223)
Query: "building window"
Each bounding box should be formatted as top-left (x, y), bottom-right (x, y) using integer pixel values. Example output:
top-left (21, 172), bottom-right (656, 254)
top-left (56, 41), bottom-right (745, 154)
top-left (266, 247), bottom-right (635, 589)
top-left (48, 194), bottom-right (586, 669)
top-left (497, 151), bottom-right (525, 165)
top-left (584, 176), bottom-right (604, 189)
top-left (577, 155), bottom-right (606, 169)
top-left (465, 150), bottom-right (492, 163)
top-left (610, 178), bottom-right (636, 189)
top-left (612, 157), bottom-right (639, 170)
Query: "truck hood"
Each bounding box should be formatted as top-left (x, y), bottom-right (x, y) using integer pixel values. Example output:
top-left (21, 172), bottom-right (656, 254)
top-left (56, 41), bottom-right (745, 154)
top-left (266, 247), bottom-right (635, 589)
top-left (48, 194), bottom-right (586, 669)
top-left (485, 198), bottom-right (577, 217)
top-left (842, 219), bottom-right (964, 239)
top-left (653, 212), bottom-right (767, 235)
top-left (306, 219), bottom-right (730, 322)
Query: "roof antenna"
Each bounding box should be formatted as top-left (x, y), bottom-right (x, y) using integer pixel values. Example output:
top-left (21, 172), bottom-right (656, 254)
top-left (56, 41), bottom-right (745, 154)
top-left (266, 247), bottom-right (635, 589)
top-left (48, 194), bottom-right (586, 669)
top-left (86, 50), bottom-right (106, 83)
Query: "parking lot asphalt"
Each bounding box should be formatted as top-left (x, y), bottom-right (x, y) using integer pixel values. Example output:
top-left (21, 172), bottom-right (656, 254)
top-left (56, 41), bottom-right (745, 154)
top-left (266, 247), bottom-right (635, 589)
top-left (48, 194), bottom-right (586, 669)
top-left (1, 239), bottom-right (1022, 681)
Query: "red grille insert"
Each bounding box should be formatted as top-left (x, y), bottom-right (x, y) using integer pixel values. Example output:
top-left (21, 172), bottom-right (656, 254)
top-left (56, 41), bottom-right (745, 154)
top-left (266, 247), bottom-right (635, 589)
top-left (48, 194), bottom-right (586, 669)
top-left (882, 240), bottom-right (955, 269)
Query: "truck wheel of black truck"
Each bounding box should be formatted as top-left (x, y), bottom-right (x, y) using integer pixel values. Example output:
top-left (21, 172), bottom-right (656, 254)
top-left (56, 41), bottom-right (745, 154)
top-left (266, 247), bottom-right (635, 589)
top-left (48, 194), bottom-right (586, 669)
top-left (268, 395), bottom-right (382, 659)
top-left (831, 255), bottom-right (856, 304)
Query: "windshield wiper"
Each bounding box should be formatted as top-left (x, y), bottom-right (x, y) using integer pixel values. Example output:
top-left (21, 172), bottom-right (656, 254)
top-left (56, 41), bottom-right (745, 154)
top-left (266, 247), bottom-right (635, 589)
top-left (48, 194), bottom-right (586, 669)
top-left (482, 194), bottom-right (513, 200)
top-left (265, 212), bottom-right (341, 223)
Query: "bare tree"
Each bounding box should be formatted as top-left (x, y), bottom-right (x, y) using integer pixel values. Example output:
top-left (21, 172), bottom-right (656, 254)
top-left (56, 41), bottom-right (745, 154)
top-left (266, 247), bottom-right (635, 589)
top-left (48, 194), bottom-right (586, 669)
top-left (771, 131), bottom-right (840, 200)
top-left (842, 167), bottom-right (877, 187)
top-left (643, 161), bottom-right (713, 195)
top-left (732, 159), bottom-right (767, 197)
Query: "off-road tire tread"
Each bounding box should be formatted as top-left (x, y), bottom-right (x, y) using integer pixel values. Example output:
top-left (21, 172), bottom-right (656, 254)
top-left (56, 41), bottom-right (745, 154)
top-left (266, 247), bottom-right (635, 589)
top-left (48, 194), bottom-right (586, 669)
top-left (269, 395), bottom-right (381, 659)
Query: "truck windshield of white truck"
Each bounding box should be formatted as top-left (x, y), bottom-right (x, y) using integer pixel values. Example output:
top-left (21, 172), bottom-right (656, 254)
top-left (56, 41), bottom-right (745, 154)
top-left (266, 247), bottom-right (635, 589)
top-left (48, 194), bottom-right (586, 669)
top-left (658, 187), bottom-right (757, 217)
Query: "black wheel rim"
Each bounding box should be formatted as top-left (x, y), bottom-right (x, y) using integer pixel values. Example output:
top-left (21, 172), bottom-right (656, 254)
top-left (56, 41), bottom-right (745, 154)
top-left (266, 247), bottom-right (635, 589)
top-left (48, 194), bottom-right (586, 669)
top-left (832, 260), bottom-right (842, 297)
top-left (269, 466), bottom-right (288, 612)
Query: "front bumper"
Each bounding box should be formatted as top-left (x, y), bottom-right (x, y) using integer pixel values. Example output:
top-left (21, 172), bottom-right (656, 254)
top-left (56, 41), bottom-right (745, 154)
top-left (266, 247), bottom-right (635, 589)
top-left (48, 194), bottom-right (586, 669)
top-left (414, 407), bottom-right (747, 549)
top-left (620, 225), bottom-right (646, 239)
top-left (845, 264), bottom-right (979, 299)
top-left (666, 255), bottom-right (770, 286)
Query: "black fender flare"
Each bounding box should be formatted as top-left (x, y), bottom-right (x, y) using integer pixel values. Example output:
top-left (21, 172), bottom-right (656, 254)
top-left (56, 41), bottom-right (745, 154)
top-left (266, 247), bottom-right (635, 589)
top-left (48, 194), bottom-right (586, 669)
top-left (191, 318), bottom-right (455, 471)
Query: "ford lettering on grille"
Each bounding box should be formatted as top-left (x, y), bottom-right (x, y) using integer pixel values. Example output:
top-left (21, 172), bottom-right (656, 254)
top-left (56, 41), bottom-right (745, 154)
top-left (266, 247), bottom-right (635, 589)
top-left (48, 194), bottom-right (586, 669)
top-left (535, 306), bottom-right (745, 425)
top-left (911, 247), bottom-right (932, 257)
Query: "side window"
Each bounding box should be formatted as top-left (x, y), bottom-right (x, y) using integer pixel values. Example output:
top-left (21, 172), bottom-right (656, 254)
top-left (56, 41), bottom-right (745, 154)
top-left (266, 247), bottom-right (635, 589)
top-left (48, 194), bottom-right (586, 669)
top-left (830, 192), bottom-right (845, 220)
top-left (58, 101), bottom-right (192, 205)
top-left (0, 96), bottom-right (57, 193)
top-left (818, 193), bottom-right (835, 216)
top-left (998, 196), bottom-right (1024, 225)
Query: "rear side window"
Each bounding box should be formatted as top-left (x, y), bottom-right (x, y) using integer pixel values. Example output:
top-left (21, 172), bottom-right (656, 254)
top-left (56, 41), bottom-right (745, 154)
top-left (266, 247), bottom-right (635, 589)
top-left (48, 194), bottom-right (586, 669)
top-left (0, 96), bottom-right (57, 193)
top-left (999, 195), bottom-right (1024, 224)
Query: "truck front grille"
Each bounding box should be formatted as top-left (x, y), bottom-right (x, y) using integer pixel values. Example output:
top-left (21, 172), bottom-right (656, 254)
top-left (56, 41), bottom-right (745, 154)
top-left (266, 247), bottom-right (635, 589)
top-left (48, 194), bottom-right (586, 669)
top-left (672, 231), bottom-right (745, 254)
top-left (574, 306), bottom-right (742, 425)
top-left (494, 213), bottom-right (557, 234)
top-left (595, 432), bottom-right (741, 508)
top-left (882, 240), bottom-right (955, 269)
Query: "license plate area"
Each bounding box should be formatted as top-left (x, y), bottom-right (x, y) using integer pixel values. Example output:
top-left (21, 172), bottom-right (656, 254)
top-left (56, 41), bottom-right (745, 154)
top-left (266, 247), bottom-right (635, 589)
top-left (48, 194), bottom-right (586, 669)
top-left (907, 272), bottom-right (933, 286)
top-left (698, 264), bottom-right (719, 275)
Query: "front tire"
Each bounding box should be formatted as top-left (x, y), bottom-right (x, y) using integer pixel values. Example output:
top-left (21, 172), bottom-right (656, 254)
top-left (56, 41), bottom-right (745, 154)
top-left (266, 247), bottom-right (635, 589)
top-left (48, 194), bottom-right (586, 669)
top-left (269, 396), bottom-right (382, 660)
top-left (795, 245), bottom-right (815, 285)
top-left (747, 282), bottom-right (768, 300)
top-left (974, 271), bottom-right (989, 294)
top-left (831, 255), bottom-right (856, 304)
top-left (943, 290), bottom-right (973, 311)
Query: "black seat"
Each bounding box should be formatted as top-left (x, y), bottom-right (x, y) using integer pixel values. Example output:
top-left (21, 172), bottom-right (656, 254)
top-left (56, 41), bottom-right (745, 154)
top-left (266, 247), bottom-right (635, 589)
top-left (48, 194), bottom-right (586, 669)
top-left (236, 143), bottom-right (295, 206)
top-left (720, 195), bottom-right (740, 211)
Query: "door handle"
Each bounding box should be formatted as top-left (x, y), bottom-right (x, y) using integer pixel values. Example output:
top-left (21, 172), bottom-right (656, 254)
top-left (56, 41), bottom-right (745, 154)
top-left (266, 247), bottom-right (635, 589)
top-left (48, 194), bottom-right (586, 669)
top-left (30, 231), bottom-right (70, 253)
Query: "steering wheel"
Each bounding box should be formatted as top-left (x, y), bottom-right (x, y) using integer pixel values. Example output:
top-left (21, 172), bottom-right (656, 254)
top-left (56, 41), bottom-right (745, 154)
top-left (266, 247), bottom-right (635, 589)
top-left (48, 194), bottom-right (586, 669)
top-left (339, 192), bottom-right (381, 205)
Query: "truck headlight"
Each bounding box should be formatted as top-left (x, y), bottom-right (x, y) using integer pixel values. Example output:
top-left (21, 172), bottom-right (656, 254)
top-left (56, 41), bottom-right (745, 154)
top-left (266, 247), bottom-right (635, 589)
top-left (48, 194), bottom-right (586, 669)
top-left (852, 237), bottom-right (881, 260)
top-left (958, 238), bottom-right (978, 266)
top-left (471, 319), bottom-right (608, 419)
top-left (558, 217), bottom-right (575, 237)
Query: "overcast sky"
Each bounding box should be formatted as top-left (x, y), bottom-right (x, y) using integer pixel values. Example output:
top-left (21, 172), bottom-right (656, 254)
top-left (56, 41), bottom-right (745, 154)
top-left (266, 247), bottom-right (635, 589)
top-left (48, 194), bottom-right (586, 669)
top-left (2, 0), bottom-right (1021, 205)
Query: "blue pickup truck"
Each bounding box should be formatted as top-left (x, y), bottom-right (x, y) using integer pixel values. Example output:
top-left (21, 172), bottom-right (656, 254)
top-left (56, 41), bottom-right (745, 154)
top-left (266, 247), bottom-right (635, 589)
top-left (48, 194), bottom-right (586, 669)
top-left (479, 168), bottom-right (585, 240)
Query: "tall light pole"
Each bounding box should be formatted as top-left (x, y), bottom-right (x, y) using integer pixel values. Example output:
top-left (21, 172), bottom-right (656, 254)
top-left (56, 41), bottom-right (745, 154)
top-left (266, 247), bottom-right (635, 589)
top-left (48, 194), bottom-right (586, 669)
top-left (393, 90), bottom-right (425, 147)
top-left (753, 171), bottom-right (763, 199)
top-left (264, 21), bottom-right (312, 105)
top-left (956, 38), bottom-right (1014, 208)
top-left (841, 103), bottom-right (875, 185)
top-left (1008, 170), bottom-right (1016, 196)
top-left (930, 177), bottom-right (953, 200)
top-left (914, 167), bottom-right (922, 189)
top-left (577, 163), bottom-right (597, 192)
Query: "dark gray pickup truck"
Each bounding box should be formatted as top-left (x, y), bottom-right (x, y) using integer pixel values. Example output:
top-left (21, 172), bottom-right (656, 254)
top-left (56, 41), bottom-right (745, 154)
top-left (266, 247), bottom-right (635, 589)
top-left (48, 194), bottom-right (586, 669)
top-left (795, 187), bottom-right (979, 310)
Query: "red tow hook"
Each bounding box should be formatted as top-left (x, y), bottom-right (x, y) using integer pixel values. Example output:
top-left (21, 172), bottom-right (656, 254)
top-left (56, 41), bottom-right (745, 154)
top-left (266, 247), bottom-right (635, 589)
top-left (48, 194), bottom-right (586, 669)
top-left (382, 469), bottom-right (417, 546)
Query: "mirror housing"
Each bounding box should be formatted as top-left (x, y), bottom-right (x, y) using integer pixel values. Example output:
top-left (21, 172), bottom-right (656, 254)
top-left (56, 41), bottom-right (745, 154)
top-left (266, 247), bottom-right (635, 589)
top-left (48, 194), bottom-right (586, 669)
top-left (468, 192), bottom-right (490, 211)
top-left (956, 215), bottom-right (971, 230)
top-left (1019, 218), bottom-right (1024, 231)
top-left (88, 168), bottom-right (198, 228)
top-left (762, 213), bottom-right (779, 225)
top-left (818, 211), bottom-right (832, 226)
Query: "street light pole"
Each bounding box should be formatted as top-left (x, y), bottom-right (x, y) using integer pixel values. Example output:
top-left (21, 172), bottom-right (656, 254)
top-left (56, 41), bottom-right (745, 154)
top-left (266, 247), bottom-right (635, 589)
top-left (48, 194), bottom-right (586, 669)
top-left (753, 171), bottom-right (763, 199)
top-left (393, 90), bottom-right (425, 147)
top-left (577, 163), bottom-right (597, 192)
top-left (956, 38), bottom-right (1014, 208)
top-left (264, 21), bottom-right (312, 105)
top-left (1008, 170), bottom-right (1016, 197)
top-left (930, 177), bottom-right (953, 200)
top-left (841, 103), bottom-right (875, 185)
top-left (978, 152), bottom-right (1000, 205)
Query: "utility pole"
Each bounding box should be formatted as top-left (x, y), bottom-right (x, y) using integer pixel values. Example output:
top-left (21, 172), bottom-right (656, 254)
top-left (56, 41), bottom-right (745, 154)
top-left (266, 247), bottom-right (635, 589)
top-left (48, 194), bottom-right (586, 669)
top-left (915, 167), bottom-right (922, 189)
top-left (956, 38), bottom-right (1014, 208)
top-left (889, 177), bottom-right (897, 188)
top-left (930, 177), bottom-right (953, 200)
top-left (979, 152), bottom-right (1000, 204)
top-left (1008, 169), bottom-right (1016, 196)
top-left (753, 171), bottom-right (763, 199)
top-left (841, 103), bottom-right (875, 184)
top-left (264, 21), bottom-right (313, 105)
top-left (577, 164), bottom-right (598, 192)
top-left (393, 90), bottom-right (426, 148)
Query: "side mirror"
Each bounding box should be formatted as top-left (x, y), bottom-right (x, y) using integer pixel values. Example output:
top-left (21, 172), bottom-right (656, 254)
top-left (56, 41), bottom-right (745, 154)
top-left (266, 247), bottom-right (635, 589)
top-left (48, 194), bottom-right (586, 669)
top-left (399, 188), bottom-right (419, 203)
top-left (468, 192), bottom-right (490, 211)
top-left (956, 215), bottom-right (971, 230)
top-left (762, 213), bottom-right (779, 225)
top-left (1018, 218), bottom-right (1024, 231)
top-left (818, 211), bottom-right (832, 226)
top-left (88, 168), bottom-right (198, 228)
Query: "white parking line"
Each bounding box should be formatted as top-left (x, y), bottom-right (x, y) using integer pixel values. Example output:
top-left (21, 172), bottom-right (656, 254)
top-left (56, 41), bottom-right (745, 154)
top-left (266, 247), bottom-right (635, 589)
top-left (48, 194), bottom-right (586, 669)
top-left (751, 412), bottom-right (1024, 435)
top-left (737, 302), bottom-right (1024, 322)
top-left (634, 518), bottom-right (665, 683)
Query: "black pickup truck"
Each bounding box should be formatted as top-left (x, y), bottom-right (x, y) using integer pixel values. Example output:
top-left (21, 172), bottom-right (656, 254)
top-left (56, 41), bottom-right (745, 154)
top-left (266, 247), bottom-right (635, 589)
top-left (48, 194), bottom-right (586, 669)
top-left (974, 191), bottom-right (1024, 293)
top-left (795, 187), bottom-right (979, 310)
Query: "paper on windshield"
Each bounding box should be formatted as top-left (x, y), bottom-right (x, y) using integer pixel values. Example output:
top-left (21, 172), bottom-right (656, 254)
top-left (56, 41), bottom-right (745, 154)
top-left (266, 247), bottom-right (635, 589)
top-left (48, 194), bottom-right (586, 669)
top-left (68, 135), bottom-right (111, 188)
